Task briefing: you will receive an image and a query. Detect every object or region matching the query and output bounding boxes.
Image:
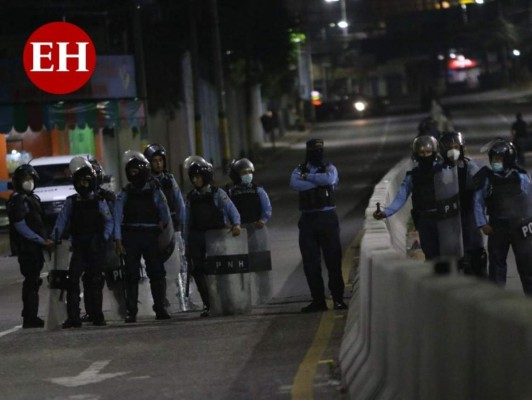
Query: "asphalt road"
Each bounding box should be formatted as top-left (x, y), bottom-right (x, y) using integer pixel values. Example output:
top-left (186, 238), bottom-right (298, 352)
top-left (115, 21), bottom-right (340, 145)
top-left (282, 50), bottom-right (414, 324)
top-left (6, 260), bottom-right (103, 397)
top-left (1, 87), bottom-right (530, 399)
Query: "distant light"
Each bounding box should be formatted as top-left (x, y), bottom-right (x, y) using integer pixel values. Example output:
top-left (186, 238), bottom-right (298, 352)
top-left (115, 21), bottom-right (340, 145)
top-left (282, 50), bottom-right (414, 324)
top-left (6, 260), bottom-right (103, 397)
top-left (437, 54), bottom-right (445, 61)
top-left (513, 49), bottom-right (521, 57)
top-left (337, 20), bottom-right (348, 29)
top-left (329, 23), bottom-right (336, 28)
top-left (441, 1), bottom-right (451, 8)
top-left (475, 0), bottom-right (484, 4)
top-left (354, 101), bottom-right (366, 112)
top-left (325, 0), bottom-right (339, 2)
top-left (449, 53), bottom-right (457, 59)
top-left (448, 56), bottom-right (477, 70)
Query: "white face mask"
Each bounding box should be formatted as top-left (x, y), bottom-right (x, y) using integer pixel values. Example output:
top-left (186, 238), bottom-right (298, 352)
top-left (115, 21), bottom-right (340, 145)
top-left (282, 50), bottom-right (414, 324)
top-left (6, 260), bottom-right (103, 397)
top-left (22, 180), bottom-right (34, 192)
top-left (446, 149), bottom-right (460, 161)
top-left (491, 162), bottom-right (504, 172)
top-left (241, 174), bottom-right (253, 185)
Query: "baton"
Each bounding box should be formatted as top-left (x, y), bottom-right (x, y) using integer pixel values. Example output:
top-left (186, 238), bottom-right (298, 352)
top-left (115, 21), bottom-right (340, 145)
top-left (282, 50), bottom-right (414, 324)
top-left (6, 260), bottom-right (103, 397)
top-left (376, 202), bottom-right (381, 213)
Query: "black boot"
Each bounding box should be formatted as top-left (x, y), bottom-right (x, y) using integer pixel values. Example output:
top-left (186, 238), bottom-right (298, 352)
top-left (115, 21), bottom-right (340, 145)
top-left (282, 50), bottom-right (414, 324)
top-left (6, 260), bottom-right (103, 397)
top-left (151, 279), bottom-right (171, 320)
top-left (63, 290), bottom-right (82, 328)
top-left (124, 282), bottom-right (139, 323)
top-left (23, 317), bottom-right (44, 329)
top-left (21, 278), bottom-right (42, 327)
top-left (301, 300), bottom-right (328, 313)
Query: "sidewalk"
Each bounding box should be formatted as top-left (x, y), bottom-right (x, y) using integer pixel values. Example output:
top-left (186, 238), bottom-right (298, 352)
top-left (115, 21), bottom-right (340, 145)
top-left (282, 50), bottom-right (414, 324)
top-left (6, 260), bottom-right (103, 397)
top-left (253, 128), bottom-right (311, 168)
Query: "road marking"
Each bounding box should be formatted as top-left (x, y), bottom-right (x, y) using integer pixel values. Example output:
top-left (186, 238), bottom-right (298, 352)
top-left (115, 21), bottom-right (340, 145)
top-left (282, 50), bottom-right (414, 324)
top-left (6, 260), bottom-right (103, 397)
top-left (0, 325), bottom-right (22, 338)
top-left (47, 360), bottom-right (130, 387)
top-left (291, 304), bottom-right (336, 400)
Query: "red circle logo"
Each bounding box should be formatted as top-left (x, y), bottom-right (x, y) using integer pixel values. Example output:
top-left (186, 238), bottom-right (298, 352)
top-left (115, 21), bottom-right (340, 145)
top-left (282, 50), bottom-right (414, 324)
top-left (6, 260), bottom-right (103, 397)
top-left (23, 22), bottom-right (96, 95)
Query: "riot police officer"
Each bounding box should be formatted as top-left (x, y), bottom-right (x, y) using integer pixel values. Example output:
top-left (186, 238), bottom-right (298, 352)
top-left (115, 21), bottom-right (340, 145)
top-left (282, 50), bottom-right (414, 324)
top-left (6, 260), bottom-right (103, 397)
top-left (290, 139), bottom-right (347, 313)
top-left (473, 139), bottom-right (532, 294)
top-left (114, 151), bottom-right (172, 322)
top-left (185, 157), bottom-right (241, 317)
top-left (7, 165), bottom-right (54, 328)
top-left (374, 135), bottom-right (443, 260)
top-left (439, 132), bottom-right (487, 277)
top-left (227, 158), bottom-right (272, 228)
top-left (52, 157), bottom-right (114, 328)
top-left (143, 144), bottom-right (185, 232)
top-left (80, 156), bottom-right (120, 323)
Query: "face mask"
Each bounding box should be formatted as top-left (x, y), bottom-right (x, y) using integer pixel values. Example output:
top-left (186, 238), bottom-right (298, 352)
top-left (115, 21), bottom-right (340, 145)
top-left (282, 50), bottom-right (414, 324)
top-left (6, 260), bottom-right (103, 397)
top-left (22, 180), bottom-right (34, 192)
top-left (241, 174), bottom-right (253, 185)
top-left (491, 162), bottom-right (504, 172)
top-left (446, 149), bottom-right (460, 162)
top-left (307, 149), bottom-right (323, 166)
top-left (417, 155), bottom-right (434, 169)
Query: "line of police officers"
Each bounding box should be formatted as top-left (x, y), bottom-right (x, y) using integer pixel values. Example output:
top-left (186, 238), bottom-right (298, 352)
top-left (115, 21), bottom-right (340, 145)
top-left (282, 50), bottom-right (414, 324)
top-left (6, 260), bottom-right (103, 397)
top-left (7, 145), bottom-right (276, 328)
top-left (374, 130), bottom-right (532, 296)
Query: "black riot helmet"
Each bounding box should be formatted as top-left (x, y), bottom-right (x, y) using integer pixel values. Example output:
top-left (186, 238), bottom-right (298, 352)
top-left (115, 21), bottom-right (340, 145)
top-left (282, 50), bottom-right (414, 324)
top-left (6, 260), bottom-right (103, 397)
top-left (417, 116), bottom-right (440, 139)
top-left (488, 139), bottom-right (517, 170)
top-left (439, 131), bottom-right (465, 162)
top-left (70, 156), bottom-right (96, 197)
top-left (144, 143), bottom-right (167, 167)
top-left (86, 155), bottom-right (104, 186)
top-left (412, 135), bottom-right (438, 164)
top-left (229, 158), bottom-right (255, 184)
top-left (123, 150), bottom-right (151, 188)
top-left (12, 164), bottom-right (39, 193)
top-left (188, 159), bottom-right (214, 187)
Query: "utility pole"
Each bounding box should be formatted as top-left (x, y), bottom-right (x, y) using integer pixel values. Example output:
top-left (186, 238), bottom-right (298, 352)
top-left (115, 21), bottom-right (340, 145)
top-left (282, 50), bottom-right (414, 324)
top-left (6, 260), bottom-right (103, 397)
top-left (188, 0), bottom-right (203, 155)
top-left (210, 0), bottom-right (231, 171)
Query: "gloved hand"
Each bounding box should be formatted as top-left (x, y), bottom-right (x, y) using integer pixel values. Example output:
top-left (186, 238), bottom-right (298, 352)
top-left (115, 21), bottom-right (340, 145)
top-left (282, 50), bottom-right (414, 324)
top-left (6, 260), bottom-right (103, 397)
top-left (373, 210), bottom-right (386, 220)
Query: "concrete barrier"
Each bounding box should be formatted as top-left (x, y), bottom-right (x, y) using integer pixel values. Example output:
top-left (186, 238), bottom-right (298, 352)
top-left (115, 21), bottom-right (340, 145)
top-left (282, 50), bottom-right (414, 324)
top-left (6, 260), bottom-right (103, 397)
top-left (340, 156), bottom-right (532, 399)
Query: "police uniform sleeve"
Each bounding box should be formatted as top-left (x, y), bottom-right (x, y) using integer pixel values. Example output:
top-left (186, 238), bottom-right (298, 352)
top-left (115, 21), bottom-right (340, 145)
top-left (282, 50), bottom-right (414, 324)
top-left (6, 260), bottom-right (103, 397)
top-left (51, 197), bottom-right (73, 240)
top-left (113, 191), bottom-right (126, 241)
top-left (9, 195), bottom-right (46, 244)
top-left (383, 173), bottom-right (413, 217)
top-left (216, 188), bottom-right (241, 225)
top-left (154, 188), bottom-right (171, 225)
top-left (306, 163), bottom-right (338, 186)
top-left (257, 186), bottom-right (272, 222)
top-left (99, 199), bottom-right (114, 241)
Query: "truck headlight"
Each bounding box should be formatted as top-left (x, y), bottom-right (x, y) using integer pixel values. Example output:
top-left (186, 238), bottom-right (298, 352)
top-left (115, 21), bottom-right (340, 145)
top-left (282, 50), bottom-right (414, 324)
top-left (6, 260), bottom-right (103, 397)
top-left (354, 101), bottom-right (366, 112)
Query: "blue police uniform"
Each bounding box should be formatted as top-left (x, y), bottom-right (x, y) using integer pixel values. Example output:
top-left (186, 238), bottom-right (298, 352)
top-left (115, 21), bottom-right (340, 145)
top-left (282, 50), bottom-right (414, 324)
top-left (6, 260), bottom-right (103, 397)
top-left (7, 191), bottom-right (48, 327)
top-left (52, 192), bottom-right (113, 325)
top-left (473, 167), bottom-right (532, 294)
top-left (185, 185), bottom-right (241, 312)
top-left (153, 172), bottom-right (186, 231)
top-left (290, 161), bottom-right (345, 309)
top-left (114, 180), bottom-right (171, 319)
top-left (382, 161), bottom-right (442, 259)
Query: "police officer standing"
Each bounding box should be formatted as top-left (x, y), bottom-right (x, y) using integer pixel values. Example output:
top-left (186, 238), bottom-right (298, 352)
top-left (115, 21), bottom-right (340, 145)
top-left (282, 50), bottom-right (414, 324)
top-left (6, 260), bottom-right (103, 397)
top-left (52, 157), bottom-right (114, 328)
top-left (185, 157), bottom-right (241, 317)
top-left (227, 158), bottom-right (272, 228)
top-left (373, 135), bottom-right (443, 260)
top-left (511, 113), bottom-right (528, 166)
top-left (114, 151), bottom-right (172, 322)
top-left (7, 165), bottom-right (54, 328)
top-left (290, 139), bottom-right (347, 312)
top-left (439, 132), bottom-right (487, 276)
top-left (473, 139), bottom-right (532, 294)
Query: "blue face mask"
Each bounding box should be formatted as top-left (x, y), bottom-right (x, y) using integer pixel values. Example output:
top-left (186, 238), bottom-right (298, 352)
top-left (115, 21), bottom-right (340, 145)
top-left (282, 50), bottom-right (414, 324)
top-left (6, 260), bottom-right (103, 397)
top-left (491, 162), bottom-right (504, 172)
top-left (241, 174), bottom-right (253, 185)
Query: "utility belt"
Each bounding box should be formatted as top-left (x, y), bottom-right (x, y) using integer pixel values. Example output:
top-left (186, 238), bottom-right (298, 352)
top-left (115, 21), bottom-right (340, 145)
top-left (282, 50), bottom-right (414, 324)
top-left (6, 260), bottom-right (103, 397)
top-left (299, 186), bottom-right (335, 211)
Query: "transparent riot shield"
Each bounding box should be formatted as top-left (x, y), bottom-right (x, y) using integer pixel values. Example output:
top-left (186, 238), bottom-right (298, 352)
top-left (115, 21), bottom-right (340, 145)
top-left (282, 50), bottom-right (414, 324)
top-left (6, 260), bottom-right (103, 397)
top-left (244, 224), bottom-right (272, 306)
top-left (45, 240), bottom-right (69, 330)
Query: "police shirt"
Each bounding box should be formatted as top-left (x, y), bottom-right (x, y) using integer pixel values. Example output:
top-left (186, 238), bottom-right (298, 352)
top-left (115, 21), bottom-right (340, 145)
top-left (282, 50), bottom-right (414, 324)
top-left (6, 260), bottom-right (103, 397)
top-left (113, 182), bottom-right (171, 241)
top-left (52, 193), bottom-right (114, 241)
top-left (153, 172), bottom-right (186, 227)
top-left (289, 162), bottom-right (338, 212)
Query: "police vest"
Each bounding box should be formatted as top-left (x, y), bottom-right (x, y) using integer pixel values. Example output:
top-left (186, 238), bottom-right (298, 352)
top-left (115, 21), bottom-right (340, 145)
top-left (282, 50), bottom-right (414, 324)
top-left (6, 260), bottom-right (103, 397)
top-left (123, 186), bottom-right (159, 225)
top-left (230, 184), bottom-right (261, 224)
top-left (69, 195), bottom-right (103, 235)
top-left (298, 164), bottom-right (336, 211)
top-left (7, 192), bottom-right (45, 249)
top-left (188, 187), bottom-right (225, 231)
top-left (486, 170), bottom-right (530, 220)
top-left (458, 159), bottom-right (474, 214)
top-left (409, 167), bottom-right (437, 212)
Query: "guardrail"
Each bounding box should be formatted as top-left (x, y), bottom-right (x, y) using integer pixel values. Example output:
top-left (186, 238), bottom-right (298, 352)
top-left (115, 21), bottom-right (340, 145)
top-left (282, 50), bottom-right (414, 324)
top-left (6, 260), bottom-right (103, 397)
top-left (340, 157), bottom-right (532, 400)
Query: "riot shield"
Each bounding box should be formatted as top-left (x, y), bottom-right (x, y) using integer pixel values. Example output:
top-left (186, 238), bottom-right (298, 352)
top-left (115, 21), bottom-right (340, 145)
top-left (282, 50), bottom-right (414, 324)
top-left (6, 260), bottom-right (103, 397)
top-left (45, 240), bottom-right (69, 330)
top-left (204, 228), bottom-right (250, 316)
top-left (434, 166), bottom-right (464, 258)
top-left (245, 224), bottom-right (272, 306)
top-left (158, 221), bottom-right (175, 263)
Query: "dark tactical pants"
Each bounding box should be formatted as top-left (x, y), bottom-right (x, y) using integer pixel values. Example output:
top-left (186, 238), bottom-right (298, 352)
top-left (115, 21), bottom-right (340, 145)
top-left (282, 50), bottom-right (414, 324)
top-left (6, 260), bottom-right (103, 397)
top-left (122, 230), bottom-right (167, 315)
top-left (298, 210), bottom-right (344, 303)
top-left (18, 243), bottom-right (44, 320)
top-left (186, 229), bottom-right (211, 309)
top-left (488, 218), bottom-right (532, 295)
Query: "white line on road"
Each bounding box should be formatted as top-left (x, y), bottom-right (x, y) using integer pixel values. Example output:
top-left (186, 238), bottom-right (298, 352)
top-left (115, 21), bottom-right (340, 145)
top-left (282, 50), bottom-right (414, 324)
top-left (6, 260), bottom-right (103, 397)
top-left (0, 325), bottom-right (21, 338)
top-left (47, 360), bottom-right (130, 387)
